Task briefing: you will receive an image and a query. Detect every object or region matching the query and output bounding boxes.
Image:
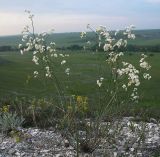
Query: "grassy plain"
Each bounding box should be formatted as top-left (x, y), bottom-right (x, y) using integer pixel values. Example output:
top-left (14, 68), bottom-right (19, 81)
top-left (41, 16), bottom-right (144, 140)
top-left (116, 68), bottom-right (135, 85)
top-left (0, 29), bottom-right (160, 119)
top-left (0, 50), bottom-right (160, 118)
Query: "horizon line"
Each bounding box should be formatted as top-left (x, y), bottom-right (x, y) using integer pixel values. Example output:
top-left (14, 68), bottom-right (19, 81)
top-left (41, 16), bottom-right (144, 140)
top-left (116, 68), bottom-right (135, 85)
top-left (0, 28), bottom-right (160, 37)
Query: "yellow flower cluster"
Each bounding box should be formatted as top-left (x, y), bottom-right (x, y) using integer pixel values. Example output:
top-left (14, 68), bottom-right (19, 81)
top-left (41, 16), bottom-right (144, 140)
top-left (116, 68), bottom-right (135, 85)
top-left (0, 105), bottom-right (9, 113)
top-left (76, 96), bottom-right (88, 113)
top-left (67, 96), bottom-right (88, 114)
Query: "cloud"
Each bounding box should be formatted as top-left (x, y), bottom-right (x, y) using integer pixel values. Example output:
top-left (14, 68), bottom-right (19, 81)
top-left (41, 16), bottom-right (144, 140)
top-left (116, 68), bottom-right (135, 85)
top-left (36, 13), bottom-right (128, 30)
top-left (0, 12), bottom-right (26, 35)
top-left (0, 8), bottom-right (160, 36)
top-left (0, 12), bottom-right (128, 35)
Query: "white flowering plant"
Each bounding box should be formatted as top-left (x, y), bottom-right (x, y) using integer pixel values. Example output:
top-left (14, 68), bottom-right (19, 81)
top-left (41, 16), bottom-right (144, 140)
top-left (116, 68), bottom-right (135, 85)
top-left (19, 11), bottom-right (152, 155)
top-left (19, 11), bottom-right (70, 106)
top-left (58, 25), bottom-right (152, 155)
top-left (82, 25), bottom-right (151, 114)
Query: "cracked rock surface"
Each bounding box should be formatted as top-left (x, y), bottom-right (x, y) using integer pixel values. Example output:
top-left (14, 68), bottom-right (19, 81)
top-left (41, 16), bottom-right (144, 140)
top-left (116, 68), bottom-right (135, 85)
top-left (0, 117), bottom-right (159, 157)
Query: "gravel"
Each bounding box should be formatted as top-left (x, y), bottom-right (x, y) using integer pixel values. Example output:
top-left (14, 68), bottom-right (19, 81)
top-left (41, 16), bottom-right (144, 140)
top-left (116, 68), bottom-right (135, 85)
top-left (0, 117), bottom-right (159, 157)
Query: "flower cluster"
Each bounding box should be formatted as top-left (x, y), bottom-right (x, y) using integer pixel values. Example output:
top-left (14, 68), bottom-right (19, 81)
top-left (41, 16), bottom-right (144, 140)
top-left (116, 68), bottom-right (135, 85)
top-left (123, 25), bottom-right (136, 39)
top-left (80, 31), bottom-right (86, 38)
top-left (107, 52), bottom-right (124, 63)
top-left (131, 87), bottom-right (139, 101)
top-left (140, 54), bottom-right (151, 70)
top-left (83, 24), bottom-right (151, 102)
top-left (94, 25), bottom-right (135, 52)
top-left (65, 68), bottom-right (70, 75)
top-left (0, 105), bottom-right (9, 113)
top-left (76, 96), bottom-right (88, 113)
top-left (45, 66), bottom-right (51, 78)
top-left (140, 54), bottom-right (151, 80)
top-left (117, 58), bottom-right (151, 101)
top-left (143, 73), bottom-right (151, 80)
top-left (97, 77), bottom-right (104, 87)
top-left (117, 62), bottom-right (140, 87)
top-left (19, 11), bottom-right (70, 79)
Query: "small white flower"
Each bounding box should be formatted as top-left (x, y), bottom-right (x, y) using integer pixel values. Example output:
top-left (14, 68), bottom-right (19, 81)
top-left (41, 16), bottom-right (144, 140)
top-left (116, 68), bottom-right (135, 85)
top-left (65, 54), bottom-right (69, 57)
top-left (114, 39), bottom-right (123, 48)
top-left (87, 41), bottom-right (91, 45)
top-left (143, 73), bottom-right (151, 80)
top-left (19, 44), bottom-right (22, 48)
top-left (22, 38), bottom-right (26, 42)
top-left (59, 54), bottom-right (64, 57)
top-left (42, 56), bottom-right (47, 62)
top-left (35, 44), bottom-right (40, 50)
top-left (97, 77), bottom-right (104, 87)
top-left (47, 46), bottom-right (51, 51)
top-left (53, 53), bottom-right (58, 57)
top-left (106, 38), bottom-right (112, 43)
top-left (33, 51), bottom-right (38, 55)
top-left (135, 81), bottom-right (140, 86)
top-left (86, 121), bottom-right (91, 127)
top-left (141, 53), bottom-right (147, 58)
top-left (133, 88), bottom-right (137, 91)
top-left (33, 71), bottom-right (38, 78)
top-left (122, 62), bottom-right (128, 66)
top-left (118, 52), bottom-right (124, 56)
top-left (133, 95), bottom-right (139, 100)
top-left (45, 73), bottom-right (51, 77)
top-left (65, 68), bottom-right (70, 75)
top-left (124, 40), bottom-right (127, 47)
top-left (99, 42), bottom-right (101, 47)
top-left (128, 34), bottom-right (135, 39)
top-left (122, 84), bottom-right (127, 91)
top-left (117, 69), bottom-right (123, 76)
top-left (50, 42), bottom-right (56, 45)
top-left (97, 80), bottom-right (102, 87)
top-left (140, 58), bottom-right (144, 63)
top-left (45, 66), bottom-right (49, 71)
top-left (20, 50), bottom-right (24, 55)
top-left (23, 34), bottom-right (28, 39)
top-left (115, 30), bottom-right (119, 36)
top-left (100, 77), bottom-right (104, 81)
top-left (80, 31), bottom-right (86, 38)
top-left (140, 61), bottom-right (151, 70)
top-left (45, 66), bottom-right (51, 78)
top-left (32, 55), bottom-right (39, 65)
top-left (130, 24), bottom-right (135, 29)
top-left (103, 43), bottom-right (112, 51)
top-left (61, 60), bottom-right (66, 65)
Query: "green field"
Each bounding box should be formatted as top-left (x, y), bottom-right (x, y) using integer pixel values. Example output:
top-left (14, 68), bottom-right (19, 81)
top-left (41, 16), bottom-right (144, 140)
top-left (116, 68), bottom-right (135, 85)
top-left (0, 30), bottom-right (160, 119)
top-left (0, 51), bottom-right (160, 111)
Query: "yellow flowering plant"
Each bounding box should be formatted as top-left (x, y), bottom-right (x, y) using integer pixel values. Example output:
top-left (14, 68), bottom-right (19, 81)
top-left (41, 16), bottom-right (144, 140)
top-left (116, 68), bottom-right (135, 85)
top-left (0, 105), bottom-right (10, 113)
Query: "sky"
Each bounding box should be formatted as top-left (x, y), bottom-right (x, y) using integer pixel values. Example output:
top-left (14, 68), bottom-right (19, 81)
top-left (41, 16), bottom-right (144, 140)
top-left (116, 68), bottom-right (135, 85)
top-left (0, 0), bottom-right (160, 36)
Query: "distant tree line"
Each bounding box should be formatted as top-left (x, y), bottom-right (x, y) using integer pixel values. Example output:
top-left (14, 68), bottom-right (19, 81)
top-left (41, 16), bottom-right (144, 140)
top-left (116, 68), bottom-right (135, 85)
top-left (0, 46), bottom-right (18, 52)
top-left (126, 44), bottom-right (160, 52)
top-left (59, 44), bottom-right (160, 52)
top-left (0, 44), bottom-right (160, 52)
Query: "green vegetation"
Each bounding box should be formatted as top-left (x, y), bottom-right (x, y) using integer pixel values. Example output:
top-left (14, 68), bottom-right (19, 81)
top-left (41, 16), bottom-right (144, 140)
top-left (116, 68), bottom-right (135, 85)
top-left (0, 29), bottom-right (159, 122)
top-left (0, 27), bottom-right (159, 157)
top-left (0, 50), bottom-right (159, 118)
